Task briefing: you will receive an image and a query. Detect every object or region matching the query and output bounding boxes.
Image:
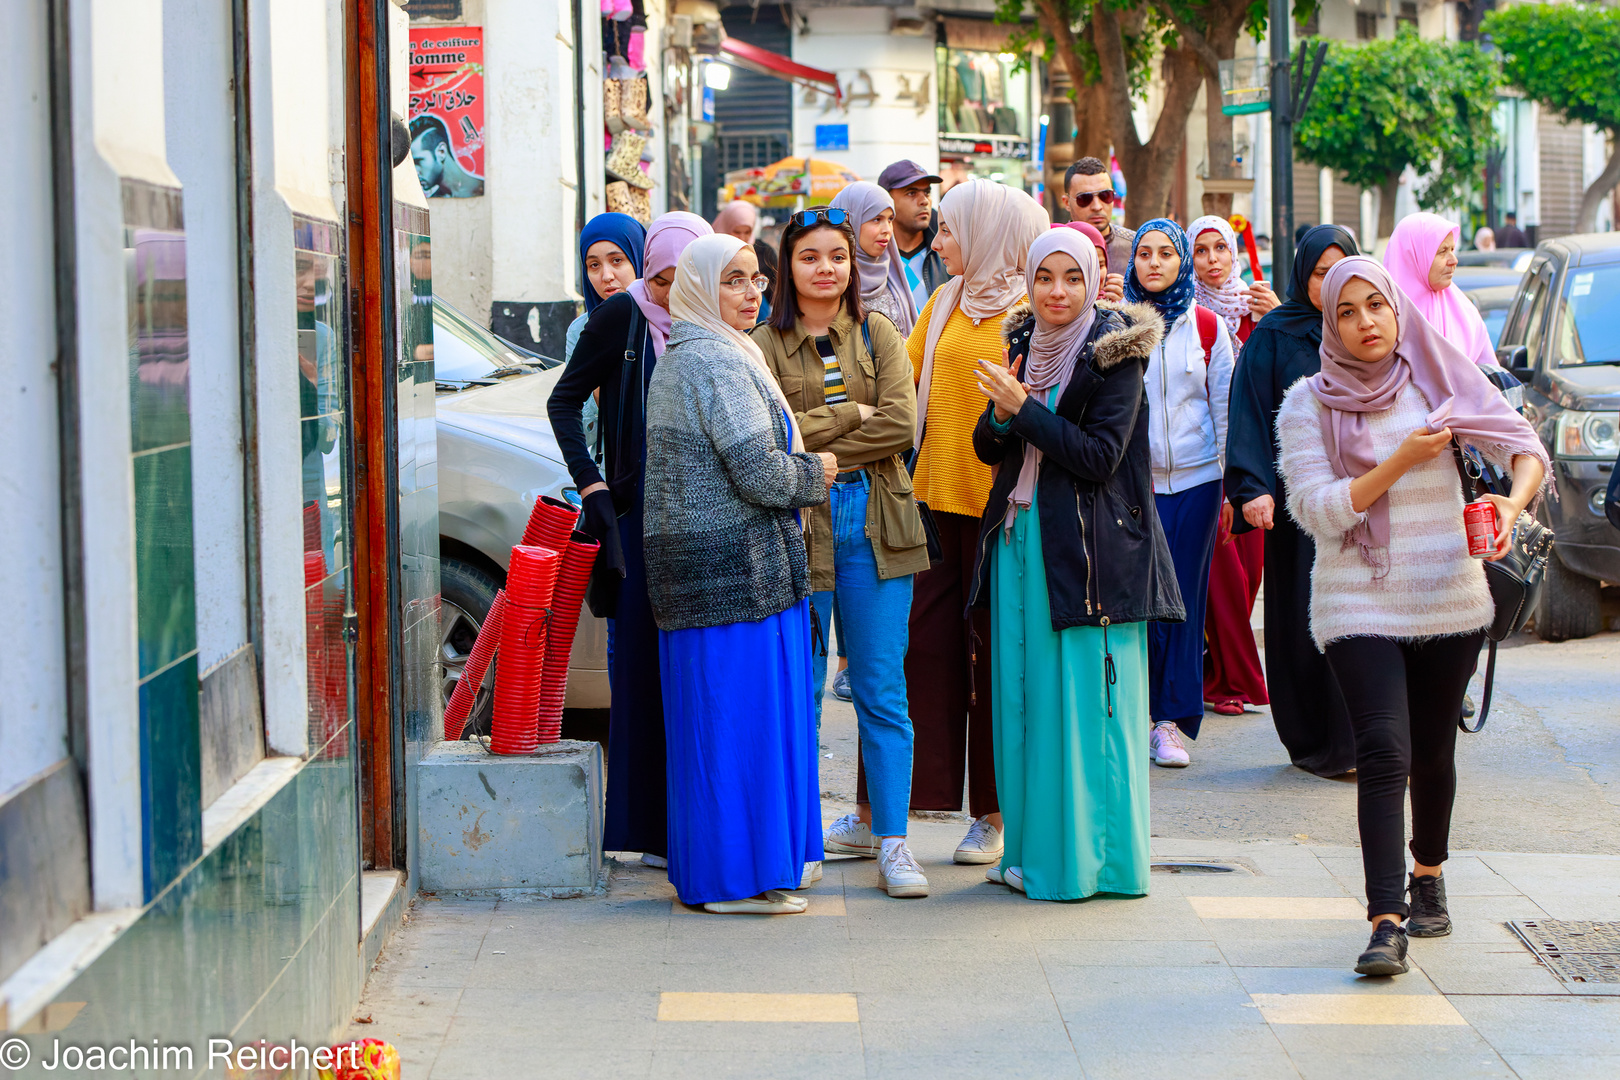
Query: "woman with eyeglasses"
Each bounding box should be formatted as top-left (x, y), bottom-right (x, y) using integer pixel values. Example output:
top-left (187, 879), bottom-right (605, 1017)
top-left (752, 206), bottom-right (931, 898)
top-left (643, 234), bottom-right (837, 914)
top-left (907, 179), bottom-right (1050, 866)
top-left (547, 210), bottom-right (711, 871)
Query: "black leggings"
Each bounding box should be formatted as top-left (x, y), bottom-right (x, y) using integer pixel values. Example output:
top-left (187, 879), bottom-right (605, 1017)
top-left (1324, 632), bottom-right (1486, 920)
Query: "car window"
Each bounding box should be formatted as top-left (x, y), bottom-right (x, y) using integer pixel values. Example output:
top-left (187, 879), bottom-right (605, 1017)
top-left (1481, 308), bottom-right (1508, 349)
top-left (1501, 263), bottom-right (1546, 348)
top-left (432, 297), bottom-right (533, 382)
top-left (1523, 267), bottom-right (1555, 365)
top-left (1553, 265), bottom-right (1620, 367)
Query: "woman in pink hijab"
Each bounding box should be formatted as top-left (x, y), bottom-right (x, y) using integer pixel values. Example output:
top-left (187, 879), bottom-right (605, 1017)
top-left (1384, 212), bottom-right (1496, 366)
top-left (1053, 220), bottom-right (1124, 302)
top-left (546, 208), bottom-right (712, 872)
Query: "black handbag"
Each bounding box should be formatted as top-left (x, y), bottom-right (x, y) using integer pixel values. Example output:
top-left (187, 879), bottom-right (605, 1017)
top-left (906, 422), bottom-right (945, 567)
top-left (1452, 445), bottom-right (1555, 733)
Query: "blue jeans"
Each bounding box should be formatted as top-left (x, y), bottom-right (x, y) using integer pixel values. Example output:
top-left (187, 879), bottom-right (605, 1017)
top-left (810, 478), bottom-right (915, 838)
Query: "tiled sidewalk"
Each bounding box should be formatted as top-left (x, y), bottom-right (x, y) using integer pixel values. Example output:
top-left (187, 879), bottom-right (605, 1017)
top-left (353, 824), bottom-right (1620, 1079)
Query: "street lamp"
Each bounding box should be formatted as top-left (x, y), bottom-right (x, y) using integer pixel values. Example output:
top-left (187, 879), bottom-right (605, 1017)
top-left (704, 61), bottom-right (732, 91)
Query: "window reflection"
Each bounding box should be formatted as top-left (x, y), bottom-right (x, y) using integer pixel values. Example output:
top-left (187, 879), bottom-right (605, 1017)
top-left (295, 223), bottom-right (351, 760)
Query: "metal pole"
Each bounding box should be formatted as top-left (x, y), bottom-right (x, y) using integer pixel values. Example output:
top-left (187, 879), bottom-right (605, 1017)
top-left (1269, 0), bottom-right (1294, 288)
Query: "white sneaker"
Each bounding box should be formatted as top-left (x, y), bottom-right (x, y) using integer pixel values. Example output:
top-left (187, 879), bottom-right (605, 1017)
top-left (983, 865), bottom-right (1023, 892)
top-left (824, 813), bottom-right (880, 858)
top-left (798, 861), bottom-right (823, 889)
top-left (1150, 721), bottom-right (1191, 767)
top-left (953, 816), bottom-right (1004, 865)
top-left (878, 842), bottom-right (929, 898)
top-left (641, 853), bottom-right (668, 869)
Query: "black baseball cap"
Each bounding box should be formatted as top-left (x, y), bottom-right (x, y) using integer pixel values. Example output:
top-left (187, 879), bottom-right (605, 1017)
top-left (878, 159), bottom-right (943, 191)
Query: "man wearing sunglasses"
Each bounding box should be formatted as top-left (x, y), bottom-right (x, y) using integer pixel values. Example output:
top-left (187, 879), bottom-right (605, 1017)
top-left (1061, 156), bottom-right (1135, 277)
top-left (878, 159), bottom-right (952, 311)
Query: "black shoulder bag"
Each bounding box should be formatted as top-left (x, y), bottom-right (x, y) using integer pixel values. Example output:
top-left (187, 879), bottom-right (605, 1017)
top-left (1452, 444), bottom-right (1555, 733)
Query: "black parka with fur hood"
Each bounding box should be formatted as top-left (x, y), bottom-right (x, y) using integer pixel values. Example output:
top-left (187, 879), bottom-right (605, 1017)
top-left (968, 300), bottom-right (1185, 630)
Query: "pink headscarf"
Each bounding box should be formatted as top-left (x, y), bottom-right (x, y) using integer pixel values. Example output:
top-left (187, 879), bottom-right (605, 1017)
top-left (1005, 228), bottom-right (1100, 533)
top-left (712, 200), bottom-right (758, 242)
top-left (1052, 220), bottom-right (1109, 297)
top-left (627, 211), bottom-right (711, 355)
top-left (1310, 256), bottom-right (1547, 574)
top-left (1384, 212), bottom-right (1495, 366)
top-left (916, 180), bottom-right (1050, 443)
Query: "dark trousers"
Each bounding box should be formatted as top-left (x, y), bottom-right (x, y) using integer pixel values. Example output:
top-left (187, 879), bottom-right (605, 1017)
top-left (1324, 631), bottom-right (1485, 920)
top-left (874, 510), bottom-right (997, 815)
top-left (1149, 479), bottom-right (1222, 737)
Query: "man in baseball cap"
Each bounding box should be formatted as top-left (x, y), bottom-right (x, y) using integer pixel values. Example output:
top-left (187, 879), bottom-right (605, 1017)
top-left (878, 159), bottom-right (951, 310)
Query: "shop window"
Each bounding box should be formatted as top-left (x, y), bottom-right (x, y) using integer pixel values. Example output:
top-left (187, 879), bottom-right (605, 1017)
top-left (1398, 2), bottom-right (1419, 30)
top-left (294, 217), bottom-right (353, 761)
top-left (937, 45), bottom-right (1035, 188)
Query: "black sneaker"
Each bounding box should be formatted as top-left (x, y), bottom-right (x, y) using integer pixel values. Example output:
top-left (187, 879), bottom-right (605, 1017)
top-left (1407, 873), bottom-right (1452, 937)
top-left (1355, 921), bottom-right (1410, 976)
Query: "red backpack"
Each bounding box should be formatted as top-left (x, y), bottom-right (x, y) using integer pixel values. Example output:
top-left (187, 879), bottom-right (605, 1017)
top-left (1195, 305), bottom-right (1218, 375)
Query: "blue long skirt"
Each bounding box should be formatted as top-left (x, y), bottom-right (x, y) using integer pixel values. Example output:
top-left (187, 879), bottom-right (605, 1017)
top-left (659, 598), bottom-right (824, 905)
top-left (603, 499), bottom-right (667, 856)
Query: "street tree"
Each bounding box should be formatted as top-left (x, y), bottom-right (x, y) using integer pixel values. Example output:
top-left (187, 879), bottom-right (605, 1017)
top-left (1293, 31), bottom-right (1498, 242)
top-left (1484, 3), bottom-right (1620, 234)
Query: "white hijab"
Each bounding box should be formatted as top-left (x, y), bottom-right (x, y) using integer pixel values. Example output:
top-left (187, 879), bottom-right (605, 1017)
top-left (669, 234), bottom-right (806, 455)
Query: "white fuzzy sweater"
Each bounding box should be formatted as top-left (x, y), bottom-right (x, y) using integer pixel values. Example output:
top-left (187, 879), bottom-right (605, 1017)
top-left (1277, 379), bottom-right (1493, 650)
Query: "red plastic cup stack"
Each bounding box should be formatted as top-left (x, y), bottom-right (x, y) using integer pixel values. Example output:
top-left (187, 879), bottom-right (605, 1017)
top-left (535, 531), bottom-right (600, 743)
top-left (490, 545), bottom-right (559, 754)
top-left (522, 495), bottom-right (582, 553)
top-left (444, 588), bottom-right (508, 740)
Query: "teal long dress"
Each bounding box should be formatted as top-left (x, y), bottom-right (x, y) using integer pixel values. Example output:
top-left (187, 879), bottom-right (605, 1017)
top-left (990, 454), bottom-right (1153, 901)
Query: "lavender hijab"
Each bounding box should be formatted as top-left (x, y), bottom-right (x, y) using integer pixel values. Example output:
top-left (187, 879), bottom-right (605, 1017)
top-left (830, 181), bottom-right (919, 335)
top-left (627, 211), bottom-right (712, 355)
top-left (1310, 256), bottom-right (1548, 573)
top-left (1005, 228), bottom-right (1100, 531)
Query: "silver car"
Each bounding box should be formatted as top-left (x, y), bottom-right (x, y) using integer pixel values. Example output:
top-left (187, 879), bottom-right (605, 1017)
top-left (434, 298), bottom-right (609, 734)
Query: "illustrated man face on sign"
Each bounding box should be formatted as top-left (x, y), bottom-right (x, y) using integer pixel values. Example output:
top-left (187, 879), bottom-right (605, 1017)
top-left (410, 115), bottom-right (483, 198)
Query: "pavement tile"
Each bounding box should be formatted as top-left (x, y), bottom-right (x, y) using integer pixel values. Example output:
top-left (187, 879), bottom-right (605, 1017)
top-left (1198, 918), bottom-right (1381, 943)
top-left (1063, 1018), bottom-right (1285, 1054)
top-left (865, 1049), bottom-right (1084, 1080)
top-left (859, 1019), bottom-right (1076, 1055)
top-left (1160, 874), bottom-right (1345, 898)
top-left (1287, 1051), bottom-right (1515, 1080)
top-left (849, 938), bottom-right (1050, 994)
top-left (1187, 896), bottom-right (1365, 920)
top-left (1250, 992), bottom-right (1468, 1025)
top-left (431, 1045), bottom-right (654, 1079)
top-left (650, 1019), bottom-right (865, 1053)
top-left (1233, 965), bottom-right (1444, 996)
top-left (1034, 939), bottom-right (1227, 968)
top-left (1216, 938), bottom-right (1372, 969)
top-left (656, 991), bottom-right (857, 1022)
top-left (461, 946), bottom-right (669, 993)
top-left (1498, 1054), bottom-right (1620, 1080)
top-left (648, 1050), bottom-right (864, 1079)
top-left (1075, 1051), bottom-right (1300, 1080)
top-left (350, 986), bottom-right (462, 1040)
top-left (1409, 941), bottom-right (1573, 996)
top-left (1516, 894), bottom-right (1620, 920)
top-left (856, 989), bottom-right (1062, 1025)
top-left (1447, 994), bottom-right (1620, 1054)
top-left (1426, 857), bottom-right (1522, 896)
top-left (1043, 962), bottom-right (1249, 1002)
top-left (658, 953), bottom-right (855, 995)
top-left (1264, 1020), bottom-right (1497, 1055)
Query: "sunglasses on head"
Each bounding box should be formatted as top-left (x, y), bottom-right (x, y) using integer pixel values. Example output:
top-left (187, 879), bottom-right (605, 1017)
top-left (793, 208), bottom-right (849, 228)
top-left (1071, 189), bottom-right (1116, 208)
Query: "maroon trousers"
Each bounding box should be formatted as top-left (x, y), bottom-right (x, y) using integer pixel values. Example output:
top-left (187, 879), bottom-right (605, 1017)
top-left (1204, 525), bottom-right (1270, 707)
top-left (860, 509), bottom-right (997, 815)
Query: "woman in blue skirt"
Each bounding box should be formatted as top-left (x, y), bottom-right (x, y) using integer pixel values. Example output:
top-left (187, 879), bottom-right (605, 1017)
top-left (643, 234), bottom-right (838, 913)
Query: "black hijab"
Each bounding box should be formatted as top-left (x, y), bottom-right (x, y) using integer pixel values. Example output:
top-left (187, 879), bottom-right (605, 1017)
top-left (1257, 225), bottom-right (1360, 341)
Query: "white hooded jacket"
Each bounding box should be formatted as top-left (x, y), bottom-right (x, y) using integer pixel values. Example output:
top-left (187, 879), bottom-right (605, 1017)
top-left (1143, 305), bottom-right (1235, 494)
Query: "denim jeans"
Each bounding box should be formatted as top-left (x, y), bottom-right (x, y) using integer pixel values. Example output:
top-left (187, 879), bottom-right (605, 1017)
top-left (810, 478), bottom-right (916, 838)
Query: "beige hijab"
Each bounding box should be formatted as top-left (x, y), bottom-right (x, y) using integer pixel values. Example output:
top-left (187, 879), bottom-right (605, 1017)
top-left (669, 233), bottom-right (805, 455)
top-left (916, 180), bottom-right (1051, 443)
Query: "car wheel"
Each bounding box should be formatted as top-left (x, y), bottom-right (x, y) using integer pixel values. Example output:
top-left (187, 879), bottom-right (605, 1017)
top-left (1534, 550), bottom-right (1603, 642)
top-left (441, 557), bottom-right (503, 738)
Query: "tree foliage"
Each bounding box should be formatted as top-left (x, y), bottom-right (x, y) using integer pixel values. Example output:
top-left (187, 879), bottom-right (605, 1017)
top-left (1484, 4), bottom-right (1620, 135)
top-left (1293, 30), bottom-right (1498, 233)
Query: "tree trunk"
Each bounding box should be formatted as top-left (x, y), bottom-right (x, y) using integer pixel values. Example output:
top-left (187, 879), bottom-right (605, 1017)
top-left (1577, 134), bottom-right (1620, 234)
top-left (1202, 69), bottom-right (1235, 218)
top-left (1377, 172), bottom-right (1400, 245)
top-left (1033, 0), bottom-right (1111, 168)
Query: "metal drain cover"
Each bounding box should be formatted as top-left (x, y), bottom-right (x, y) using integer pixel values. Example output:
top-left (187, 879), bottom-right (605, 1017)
top-left (1151, 862), bottom-right (1239, 874)
top-left (1509, 920), bottom-right (1620, 984)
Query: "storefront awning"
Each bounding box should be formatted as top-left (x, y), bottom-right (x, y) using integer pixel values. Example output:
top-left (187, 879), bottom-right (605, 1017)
top-left (719, 37), bottom-right (841, 100)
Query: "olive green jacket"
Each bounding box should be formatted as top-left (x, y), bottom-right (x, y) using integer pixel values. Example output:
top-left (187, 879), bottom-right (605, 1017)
top-left (752, 310), bottom-right (930, 590)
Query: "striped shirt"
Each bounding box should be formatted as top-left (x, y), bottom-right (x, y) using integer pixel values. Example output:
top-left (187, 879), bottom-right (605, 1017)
top-left (817, 336), bottom-right (847, 405)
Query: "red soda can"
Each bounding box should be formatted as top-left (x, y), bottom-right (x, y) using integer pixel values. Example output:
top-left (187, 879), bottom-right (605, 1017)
top-left (1464, 499), bottom-right (1497, 558)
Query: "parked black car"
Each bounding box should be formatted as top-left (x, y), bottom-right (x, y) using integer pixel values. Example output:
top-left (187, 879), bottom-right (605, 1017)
top-left (1495, 233), bottom-right (1620, 640)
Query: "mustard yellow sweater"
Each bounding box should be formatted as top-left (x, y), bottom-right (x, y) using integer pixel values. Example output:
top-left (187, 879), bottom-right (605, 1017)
top-left (906, 291), bottom-right (1019, 519)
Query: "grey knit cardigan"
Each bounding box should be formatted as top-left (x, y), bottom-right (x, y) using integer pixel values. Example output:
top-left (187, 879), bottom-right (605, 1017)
top-left (643, 322), bottom-right (829, 631)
